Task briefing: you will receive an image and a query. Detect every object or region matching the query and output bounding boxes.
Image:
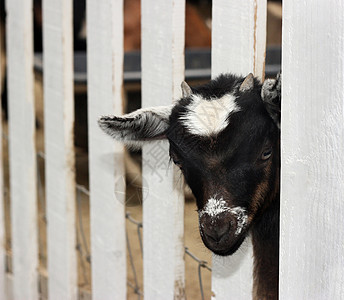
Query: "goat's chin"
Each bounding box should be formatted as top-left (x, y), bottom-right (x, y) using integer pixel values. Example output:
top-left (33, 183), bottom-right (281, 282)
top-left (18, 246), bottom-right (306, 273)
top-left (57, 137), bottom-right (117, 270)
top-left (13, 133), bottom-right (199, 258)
top-left (203, 233), bottom-right (247, 257)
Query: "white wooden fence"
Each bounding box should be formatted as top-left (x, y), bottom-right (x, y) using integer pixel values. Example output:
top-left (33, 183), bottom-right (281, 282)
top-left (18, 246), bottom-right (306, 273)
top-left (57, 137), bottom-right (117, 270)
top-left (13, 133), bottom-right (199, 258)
top-left (1, 0), bottom-right (344, 299)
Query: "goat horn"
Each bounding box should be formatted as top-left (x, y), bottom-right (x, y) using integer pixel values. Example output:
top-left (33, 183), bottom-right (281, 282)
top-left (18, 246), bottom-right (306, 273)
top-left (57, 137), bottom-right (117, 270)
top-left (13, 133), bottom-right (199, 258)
top-left (239, 73), bottom-right (254, 92)
top-left (181, 81), bottom-right (192, 98)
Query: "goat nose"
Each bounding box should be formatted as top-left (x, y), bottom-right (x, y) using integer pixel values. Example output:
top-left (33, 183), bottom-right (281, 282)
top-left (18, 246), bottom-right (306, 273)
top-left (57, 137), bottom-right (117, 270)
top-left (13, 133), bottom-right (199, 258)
top-left (204, 222), bottom-right (230, 243)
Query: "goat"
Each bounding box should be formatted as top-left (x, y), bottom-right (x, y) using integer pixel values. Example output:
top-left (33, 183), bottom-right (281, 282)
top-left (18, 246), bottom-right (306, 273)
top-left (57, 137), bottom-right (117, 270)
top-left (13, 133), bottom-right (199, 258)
top-left (98, 73), bottom-right (281, 299)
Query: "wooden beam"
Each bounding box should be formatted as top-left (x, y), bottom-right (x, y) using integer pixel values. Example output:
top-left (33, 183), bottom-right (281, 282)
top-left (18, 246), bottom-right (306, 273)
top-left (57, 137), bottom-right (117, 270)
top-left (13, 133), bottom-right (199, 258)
top-left (211, 0), bottom-right (267, 299)
top-left (141, 0), bottom-right (185, 298)
top-left (5, 0), bottom-right (38, 298)
top-left (87, 0), bottom-right (127, 298)
top-left (280, 0), bottom-right (344, 298)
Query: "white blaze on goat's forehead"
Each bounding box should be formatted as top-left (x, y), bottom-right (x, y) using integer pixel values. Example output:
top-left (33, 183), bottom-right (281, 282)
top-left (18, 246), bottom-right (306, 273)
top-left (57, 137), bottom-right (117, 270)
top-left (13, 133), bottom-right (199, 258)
top-left (180, 93), bottom-right (240, 136)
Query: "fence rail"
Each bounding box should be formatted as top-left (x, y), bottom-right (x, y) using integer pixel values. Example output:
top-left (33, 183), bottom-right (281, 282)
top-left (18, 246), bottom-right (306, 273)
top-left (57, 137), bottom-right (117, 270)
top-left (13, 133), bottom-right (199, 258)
top-left (1, 0), bottom-right (344, 299)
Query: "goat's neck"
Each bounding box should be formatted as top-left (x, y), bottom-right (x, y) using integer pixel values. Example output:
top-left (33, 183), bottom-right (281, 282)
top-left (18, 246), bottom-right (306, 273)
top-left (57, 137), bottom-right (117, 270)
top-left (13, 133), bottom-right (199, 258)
top-left (251, 196), bottom-right (280, 300)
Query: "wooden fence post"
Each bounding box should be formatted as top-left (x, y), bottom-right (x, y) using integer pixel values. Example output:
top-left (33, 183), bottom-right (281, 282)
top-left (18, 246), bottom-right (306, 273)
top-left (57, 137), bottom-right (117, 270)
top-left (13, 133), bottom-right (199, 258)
top-left (280, 1), bottom-right (344, 299)
top-left (211, 0), bottom-right (267, 299)
top-left (0, 14), bottom-right (5, 300)
top-left (5, 0), bottom-right (39, 298)
top-left (42, 0), bottom-right (77, 298)
top-left (87, 0), bottom-right (127, 298)
top-left (141, 0), bottom-right (185, 298)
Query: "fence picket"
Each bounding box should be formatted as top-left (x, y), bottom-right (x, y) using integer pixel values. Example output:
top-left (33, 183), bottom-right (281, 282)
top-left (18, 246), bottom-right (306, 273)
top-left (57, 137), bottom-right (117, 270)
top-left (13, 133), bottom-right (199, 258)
top-left (87, 0), bottom-right (127, 298)
top-left (211, 0), bottom-right (267, 299)
top-left (141, 0), bottom-right (185, 298)
top-left (42, 0), bottom-right (77, 299)
top-left (280, 1), bottom-right (344, 299)
top-left (5, 0), bottom-right (38, 298)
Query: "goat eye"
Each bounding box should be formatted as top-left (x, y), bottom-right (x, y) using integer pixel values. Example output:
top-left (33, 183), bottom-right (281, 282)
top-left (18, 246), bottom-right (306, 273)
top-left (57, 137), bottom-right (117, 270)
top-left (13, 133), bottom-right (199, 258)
top-left (173, 158), bottom-right (183, 168)
top-left (170, 153), bottom-right (183, 168)
top-left (261, 148), bottom-right (272, 160)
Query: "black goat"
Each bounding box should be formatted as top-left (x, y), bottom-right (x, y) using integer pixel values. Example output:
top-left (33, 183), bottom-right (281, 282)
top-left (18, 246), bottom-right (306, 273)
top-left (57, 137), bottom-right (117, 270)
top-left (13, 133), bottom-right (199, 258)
top-left (99, 73), bottom-right (281, 299)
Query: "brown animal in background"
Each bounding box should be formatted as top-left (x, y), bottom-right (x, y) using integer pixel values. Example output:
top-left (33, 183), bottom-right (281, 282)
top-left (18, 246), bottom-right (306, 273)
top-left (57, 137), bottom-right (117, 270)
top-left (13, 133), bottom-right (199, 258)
top-left (124, 0), bottom-right (211, 51)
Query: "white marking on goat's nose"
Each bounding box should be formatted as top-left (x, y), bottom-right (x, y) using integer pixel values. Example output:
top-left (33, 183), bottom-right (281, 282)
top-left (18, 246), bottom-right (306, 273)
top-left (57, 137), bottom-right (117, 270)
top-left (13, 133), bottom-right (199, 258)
top-left (199, 197), bottom-right (229, 218)
top-left (199, 196), bottom-right (248, 235)
top-left (231, 207), bottom-right (248, 235)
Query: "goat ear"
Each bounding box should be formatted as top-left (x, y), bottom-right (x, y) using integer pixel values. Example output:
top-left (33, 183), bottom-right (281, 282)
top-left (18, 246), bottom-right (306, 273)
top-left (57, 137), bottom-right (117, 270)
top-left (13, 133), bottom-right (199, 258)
top-left (261, 73), bottom-right (281, 128)
top-left (98, 105), bottom-right (173, 148)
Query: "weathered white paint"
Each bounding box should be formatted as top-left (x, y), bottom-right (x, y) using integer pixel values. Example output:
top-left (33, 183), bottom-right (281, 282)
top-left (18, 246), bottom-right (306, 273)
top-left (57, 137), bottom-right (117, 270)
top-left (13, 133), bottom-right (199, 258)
top-left (211, 0), bottom-right (267, 299)
top-left (212, 0), bottom-right (267, 81)
top-left (0, 19), bottom-right (5, 300)
top-left (5, 0), bottom-right (39, 299)
top-left (180, 93), bottom-right (240, 136)
top-left (5, 274), bottom-right (14, 300)
top-left (42, 0), bottom-right (77, 299)
top-left (87, 0), bottom-right (127, 298)
top-left (254, 0), bottom-right (267, 80)
top-left (6, 271), bottom-right (94, 300)
top-left (141, 0), bottom-right (185, 298)
top-left (280, 1), bottom-right (344, 299)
